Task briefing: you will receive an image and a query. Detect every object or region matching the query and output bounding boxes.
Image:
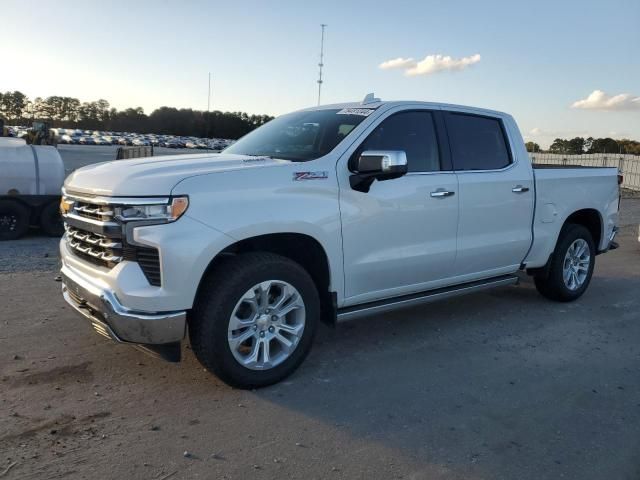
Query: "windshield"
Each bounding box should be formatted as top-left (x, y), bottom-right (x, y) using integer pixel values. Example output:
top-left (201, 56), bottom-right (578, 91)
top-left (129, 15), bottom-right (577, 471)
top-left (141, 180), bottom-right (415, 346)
top-left (224, 108), bottom-right (372, 161)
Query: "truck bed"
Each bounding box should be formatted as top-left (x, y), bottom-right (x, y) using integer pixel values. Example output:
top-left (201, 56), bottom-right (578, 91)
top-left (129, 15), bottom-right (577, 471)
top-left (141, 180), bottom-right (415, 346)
top-left (523, 166), bottom-right (619, 267)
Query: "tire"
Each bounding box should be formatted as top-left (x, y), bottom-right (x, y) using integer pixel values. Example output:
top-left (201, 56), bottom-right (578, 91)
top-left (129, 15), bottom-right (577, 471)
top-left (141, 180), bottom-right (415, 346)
top-left (0, 200), bottom-right (30, 241)
top-left (40, 201), bottom-right (64, 237)
top-left (534, 224), bottom-right (595, 302)
top-left (189, 252), bottom-right (320, 389)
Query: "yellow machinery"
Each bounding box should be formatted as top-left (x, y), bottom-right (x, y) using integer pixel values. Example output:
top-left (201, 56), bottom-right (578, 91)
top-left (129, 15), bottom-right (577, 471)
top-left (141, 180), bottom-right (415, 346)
top-left (25, 121), bottom-right (57, 147)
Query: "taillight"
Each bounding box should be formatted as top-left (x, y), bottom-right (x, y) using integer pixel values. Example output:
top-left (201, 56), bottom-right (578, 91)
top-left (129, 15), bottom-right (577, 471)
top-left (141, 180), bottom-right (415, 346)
top-left (618, 173), bottom-right (623, 185)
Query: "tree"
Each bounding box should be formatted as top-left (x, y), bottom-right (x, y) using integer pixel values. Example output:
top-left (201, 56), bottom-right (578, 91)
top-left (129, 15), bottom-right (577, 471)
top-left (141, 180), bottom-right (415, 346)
top-left (30, 97), bottom-right (48, 121)
top-left (588, 137), bottom-right (619, 154)
top-left (549, 138), bottom-right (569, 154)
top-left (566, 137), bottom-right (585, 155)
top-left (525, 141), bottom-right (540, 152)
top-left (584, 137), bottom-right (594, 152)
top-left (1, 90), bottom-right (275, 137)
top-left (617, 139), bottom-right (640, 155)
top-left (42, 96), bottom-right (81, 122)
top-left (0, 91), bottom-right (28, 120)
top-left (109, 107), bottom-right (148, 132)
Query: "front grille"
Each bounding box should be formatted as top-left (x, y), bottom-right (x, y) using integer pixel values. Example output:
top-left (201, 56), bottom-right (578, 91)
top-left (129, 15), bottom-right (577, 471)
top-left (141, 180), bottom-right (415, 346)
top-left (73, 201), bottom-right (115, 222)
top-left (65, 225), bottom-right (123, 268)
top-left (63, 195), bottom-right (162, 286)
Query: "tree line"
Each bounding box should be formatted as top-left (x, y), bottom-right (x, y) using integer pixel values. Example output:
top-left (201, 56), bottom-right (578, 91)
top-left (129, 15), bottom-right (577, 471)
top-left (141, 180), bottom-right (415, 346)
top-left (0, 90), bottom-right (274, 139)
top-left (527, 136), bottom-right (639, 155)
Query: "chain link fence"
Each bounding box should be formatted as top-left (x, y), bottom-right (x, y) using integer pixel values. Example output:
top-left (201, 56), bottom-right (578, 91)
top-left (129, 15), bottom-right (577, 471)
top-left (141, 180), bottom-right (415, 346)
top-left (529, 153), bottom-right (640, 191)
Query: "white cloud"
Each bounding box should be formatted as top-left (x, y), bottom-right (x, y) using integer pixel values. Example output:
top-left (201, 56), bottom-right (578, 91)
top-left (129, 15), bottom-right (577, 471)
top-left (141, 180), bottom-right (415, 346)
top-left (571, 90), bottom-right (640, 111)
top-left (406, 53), bottom-right (481, 76)
top-left (379, 57), bottom-right (416, 70)
top-left (378, 53), bottom-right (481, 76)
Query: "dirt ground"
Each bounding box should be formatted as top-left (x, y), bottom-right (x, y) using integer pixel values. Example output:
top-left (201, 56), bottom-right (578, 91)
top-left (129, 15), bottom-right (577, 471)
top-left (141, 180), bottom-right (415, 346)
top-left (1, 200), bottom-right (639, 480)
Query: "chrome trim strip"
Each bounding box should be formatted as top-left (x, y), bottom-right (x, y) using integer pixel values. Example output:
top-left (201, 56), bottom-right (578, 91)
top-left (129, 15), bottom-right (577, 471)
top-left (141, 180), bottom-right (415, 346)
top-left (406, 171), bottom-right (455, 176)
top-left (65, 226), bottom-right (122, 249)
top-left (63, 188), bottom-right (170, 206)
top-left (68, 239), bottom-right (122, 262)
top-left (336, 275), bottom-right (519, 323)
top-left (63, 215), bottom-right (122, 238)
top-left (63, 289), bottom-right (124, 342)
top-left (61, 265), bottom-right (186, 344)
top-left (75, 205), bottom-right (114, 216)
top-left (64, 212), bottom-right (118, 228)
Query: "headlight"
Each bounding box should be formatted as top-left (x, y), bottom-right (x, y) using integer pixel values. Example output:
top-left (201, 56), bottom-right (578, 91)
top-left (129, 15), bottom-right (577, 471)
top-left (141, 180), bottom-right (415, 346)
top-left (115, 196), bottom-right (189, 223)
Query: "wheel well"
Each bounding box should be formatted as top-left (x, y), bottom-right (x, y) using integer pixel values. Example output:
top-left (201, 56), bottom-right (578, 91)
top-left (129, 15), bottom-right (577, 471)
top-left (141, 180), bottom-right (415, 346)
top-left (527, 208), bottom-right (603, 277)
top-left (200, 233), bottom-right (336, 324)
top-left (564, 209), bottom-right (602, 249)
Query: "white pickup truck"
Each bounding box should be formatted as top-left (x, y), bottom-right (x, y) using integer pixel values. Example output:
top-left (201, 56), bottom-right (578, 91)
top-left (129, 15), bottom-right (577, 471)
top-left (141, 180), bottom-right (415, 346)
top-left (60, 95), bottom-right (620, 388)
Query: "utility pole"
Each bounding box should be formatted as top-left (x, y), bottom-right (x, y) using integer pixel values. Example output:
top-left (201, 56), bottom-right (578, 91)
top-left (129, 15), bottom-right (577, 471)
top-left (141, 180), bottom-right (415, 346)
top-left (317, 24), bottom-right (327, 106)
top-left (207, 72), bottom-right (211, 113)
top-left (207, 73), bottom-right (212, 140)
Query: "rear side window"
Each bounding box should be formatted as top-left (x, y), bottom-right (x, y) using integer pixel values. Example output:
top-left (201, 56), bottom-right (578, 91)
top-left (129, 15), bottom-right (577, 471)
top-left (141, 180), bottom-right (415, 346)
top-left (445, 113), bottom-right (511, 171)
top-left (357, 111), bottom-right (441, 172)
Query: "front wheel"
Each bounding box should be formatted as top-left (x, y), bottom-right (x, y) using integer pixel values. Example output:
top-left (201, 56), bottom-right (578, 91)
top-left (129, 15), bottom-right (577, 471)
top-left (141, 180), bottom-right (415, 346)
top-left (189, 252), bottom-right (320, 389)
top-left (534, 224), bottom-right (595, 302)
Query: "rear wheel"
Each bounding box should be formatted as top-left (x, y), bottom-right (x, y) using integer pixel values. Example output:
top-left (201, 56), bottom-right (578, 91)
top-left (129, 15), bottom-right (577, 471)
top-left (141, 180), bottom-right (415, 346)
top-left (534, 224), bottom-right (595, 302)
top-left (189, 252), bottom-right (320, 389)
top-left (40, 201), bottom-right (64, 237)
top-left (0, 200), bottom-right (30, 240)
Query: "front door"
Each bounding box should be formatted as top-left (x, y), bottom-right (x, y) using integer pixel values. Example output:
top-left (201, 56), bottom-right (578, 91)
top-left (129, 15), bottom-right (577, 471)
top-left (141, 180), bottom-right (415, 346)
top-left (339, 109), bottom-right (460, 305)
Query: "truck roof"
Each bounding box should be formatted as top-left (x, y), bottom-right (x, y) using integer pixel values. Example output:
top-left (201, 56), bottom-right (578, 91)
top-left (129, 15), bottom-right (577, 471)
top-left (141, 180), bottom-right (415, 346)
top-left (302, 99), bottom-right (509, 119)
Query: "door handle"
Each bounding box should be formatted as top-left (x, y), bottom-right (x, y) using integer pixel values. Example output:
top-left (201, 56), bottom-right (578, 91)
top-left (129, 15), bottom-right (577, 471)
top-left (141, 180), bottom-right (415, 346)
top-left (512, 185), bottom-right (530, 193)
top-left (430, 190), bottom-right (455, 198)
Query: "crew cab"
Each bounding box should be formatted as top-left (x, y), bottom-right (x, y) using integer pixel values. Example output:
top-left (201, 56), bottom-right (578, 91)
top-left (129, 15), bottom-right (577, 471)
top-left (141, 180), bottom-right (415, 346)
top-left (60, 95), bottom-right (620, 388)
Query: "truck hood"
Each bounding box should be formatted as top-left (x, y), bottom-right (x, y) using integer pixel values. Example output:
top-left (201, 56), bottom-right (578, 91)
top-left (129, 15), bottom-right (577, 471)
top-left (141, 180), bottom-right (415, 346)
top-left (64, 153), bottom-right (289, 196)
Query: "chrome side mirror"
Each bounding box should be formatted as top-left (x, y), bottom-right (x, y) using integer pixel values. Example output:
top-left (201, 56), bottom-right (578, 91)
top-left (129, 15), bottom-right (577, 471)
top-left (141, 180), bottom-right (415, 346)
top-left (350, 150), bottom-right (408, 192)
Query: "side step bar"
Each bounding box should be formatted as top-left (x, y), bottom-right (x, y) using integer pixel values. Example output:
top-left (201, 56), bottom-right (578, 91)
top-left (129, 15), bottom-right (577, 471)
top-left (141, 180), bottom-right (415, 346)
top-left (336, 275), bottom-right (519, 323)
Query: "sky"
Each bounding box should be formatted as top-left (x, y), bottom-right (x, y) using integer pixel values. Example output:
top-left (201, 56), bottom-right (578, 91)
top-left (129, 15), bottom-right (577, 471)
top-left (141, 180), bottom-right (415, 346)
top-left (2, 0), bottom-right (639, 147)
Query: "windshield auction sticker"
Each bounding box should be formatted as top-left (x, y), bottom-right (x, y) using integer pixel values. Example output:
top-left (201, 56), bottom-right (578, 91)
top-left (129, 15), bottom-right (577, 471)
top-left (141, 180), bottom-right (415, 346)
top-left (336, 108), bottom-right (375, 116)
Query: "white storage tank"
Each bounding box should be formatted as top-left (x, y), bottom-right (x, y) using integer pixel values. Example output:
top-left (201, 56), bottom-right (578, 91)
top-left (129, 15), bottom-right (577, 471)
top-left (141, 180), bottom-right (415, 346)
top-left (0, 137), bottom-right (65, 239)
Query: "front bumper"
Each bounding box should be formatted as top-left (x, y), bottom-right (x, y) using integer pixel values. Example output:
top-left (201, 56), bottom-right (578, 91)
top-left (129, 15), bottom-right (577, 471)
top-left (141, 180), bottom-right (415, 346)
top-left (606, 226), bottom-right (619, 252)
top-left (61, 262), bottom-right (186, 354)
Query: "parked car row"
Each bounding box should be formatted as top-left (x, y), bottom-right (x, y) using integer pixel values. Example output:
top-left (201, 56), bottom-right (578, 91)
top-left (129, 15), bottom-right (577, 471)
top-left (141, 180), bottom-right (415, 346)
top-left (4, 126), bottom-right (235, 151)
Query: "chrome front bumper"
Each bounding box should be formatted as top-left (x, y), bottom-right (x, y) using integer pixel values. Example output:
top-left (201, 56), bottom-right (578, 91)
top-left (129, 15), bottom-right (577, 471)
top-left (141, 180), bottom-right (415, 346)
top-left (61, 264), bottom-right (186, 347)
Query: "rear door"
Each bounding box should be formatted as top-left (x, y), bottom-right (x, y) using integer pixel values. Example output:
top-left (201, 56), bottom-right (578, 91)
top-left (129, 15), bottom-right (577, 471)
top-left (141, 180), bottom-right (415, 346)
top-left (443, 111), bottom-right (534, 278)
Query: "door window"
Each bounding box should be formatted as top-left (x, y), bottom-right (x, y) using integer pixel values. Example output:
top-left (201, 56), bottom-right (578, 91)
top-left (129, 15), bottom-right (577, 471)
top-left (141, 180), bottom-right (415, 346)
top-left (357, 111), bottom-right (441, 172)
top-left (445, 113), bottom-right (511, 170)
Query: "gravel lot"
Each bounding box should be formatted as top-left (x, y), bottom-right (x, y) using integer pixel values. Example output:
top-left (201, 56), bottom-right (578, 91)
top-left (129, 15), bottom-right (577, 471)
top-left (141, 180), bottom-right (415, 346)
top-left (1, 191), bottom-right (639, 479)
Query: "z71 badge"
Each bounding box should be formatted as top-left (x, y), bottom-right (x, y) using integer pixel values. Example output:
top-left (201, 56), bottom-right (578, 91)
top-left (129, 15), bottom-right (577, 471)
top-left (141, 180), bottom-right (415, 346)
top-left (293, 171), bottom-right (329, 181)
